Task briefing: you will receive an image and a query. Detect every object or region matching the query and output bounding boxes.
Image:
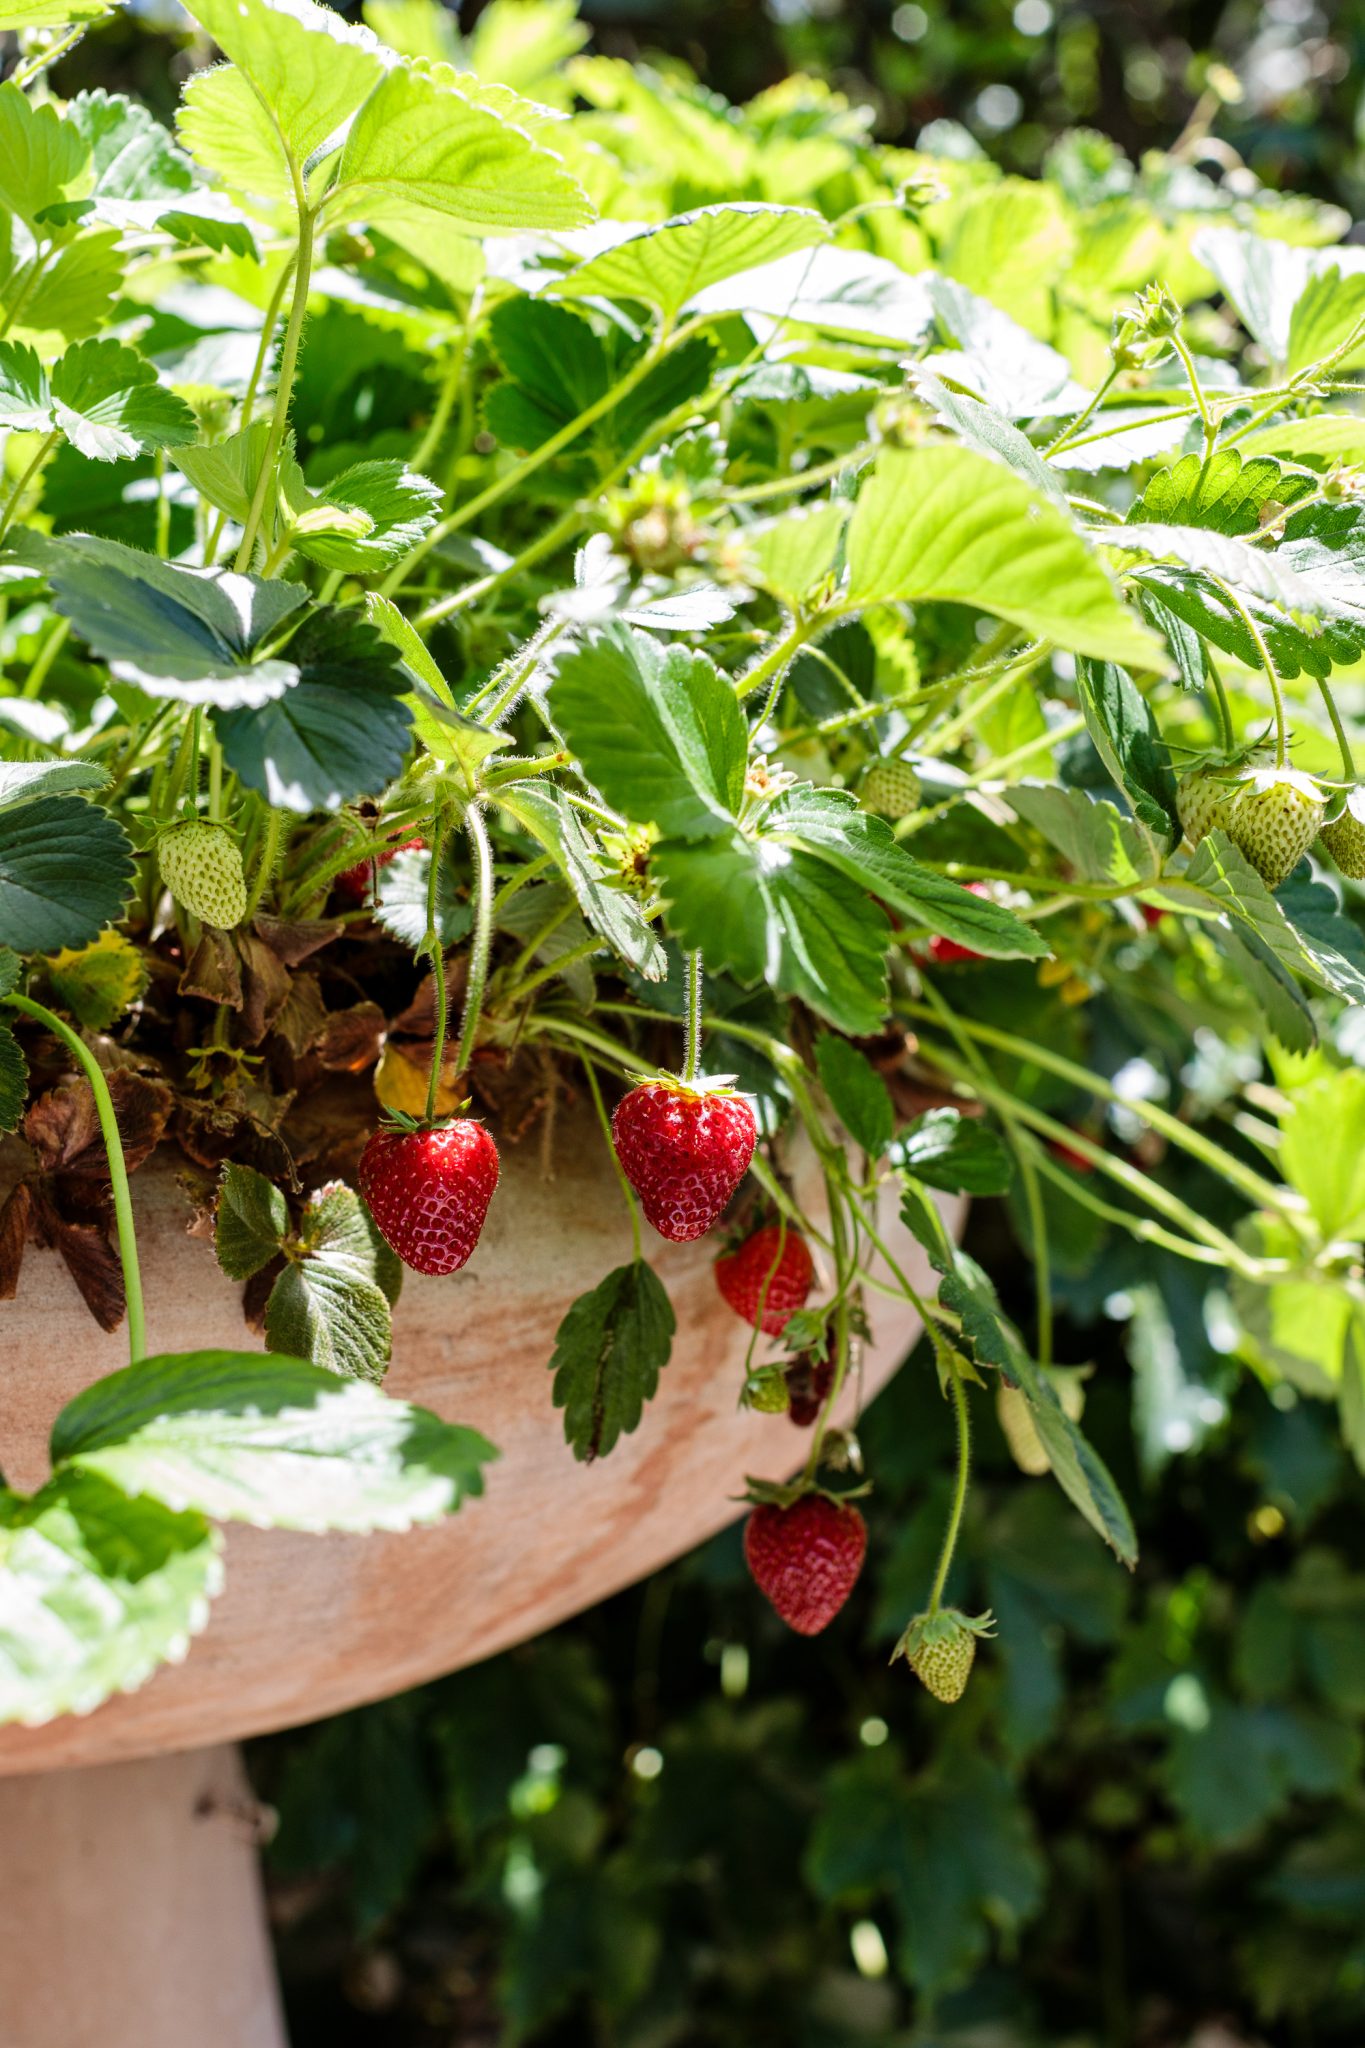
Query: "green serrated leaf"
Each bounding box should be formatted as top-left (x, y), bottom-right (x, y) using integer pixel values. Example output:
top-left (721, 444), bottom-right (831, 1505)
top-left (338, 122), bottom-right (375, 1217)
top-left (547, 203), bottom-right (828, 322)
top-left (184, 0), bottom-right (387, 190)
top-left (331, 63), bottom-right (591, 235)
top-left (215, 1160), bottom-right (289, 1281)
top-left (655, 829), bottom-right (891, 1036)
top-left (51, 1350), bottom-right (498, 1533)
top-left (846, 447), bottom-right (1164, 669)
top-left (0, 1469), bottom-right (221, 1727)
top-left (1173, 832), bottom-right (1365, 1003)
top-left (742, 501), bottom-right (848, 606)
top-left (214, 610), bottom-right (414, 812)
top-left (0, 794), bottom-right (134, 954)
top-left (1130, 448), bottom-right (1315, 537)
top-left (496, 782), bottom-right (666, 980)
top-left (761, 786), bottom-right (1049, 957)
top-left (265, 1181), bottom-right (400, 1383)
top-left (0, 760), bottom-right (109, 808)
top-left (45, 337), bottom-right (198, 461)
top-left (814, 1032), bottom-right (894, 1158)
top-left (170, 421), bottom-right (272, 526)
top-left (5, 528), bottom-right (308, 701)
top-left (1003, 780), bottom-right (1160, 886)
top-left (283, 458), bottom-right (442, 571)
top-left (895, 1108), bottom-right (1015, 1196)
top-left (0, 82), bottom-right (91, 229)
top-left (1074, 657), bottom-right (1179, 842)
top-left (548, 1262), bottom-right (676, 1462)
top-left (551, 622), bottom-right (746, 841)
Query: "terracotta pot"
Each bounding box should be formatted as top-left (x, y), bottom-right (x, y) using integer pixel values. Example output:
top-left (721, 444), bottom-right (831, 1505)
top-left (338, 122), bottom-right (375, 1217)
top-left (0, 1108), bottom-right (960, 2046)
top-left (0, 1106), bottom-right (958, 1774)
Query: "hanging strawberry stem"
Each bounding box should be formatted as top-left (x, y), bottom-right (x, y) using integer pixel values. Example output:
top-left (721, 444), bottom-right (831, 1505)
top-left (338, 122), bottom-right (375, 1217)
top-left (453, 801), bottom-right (494, 1087)
top-left (682, 948), bottom-right (703, 1086)
top-left (4, 994), bottom-right (146, 1364)
top-left (422, 809), bottom-right (451, 1124)
top-left (927, 1353), bottom-right (972, 1617)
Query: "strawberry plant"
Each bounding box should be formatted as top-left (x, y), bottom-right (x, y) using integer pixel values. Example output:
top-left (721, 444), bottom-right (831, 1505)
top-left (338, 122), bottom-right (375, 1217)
top-left (2, 0), bottom-right (1365, 1730)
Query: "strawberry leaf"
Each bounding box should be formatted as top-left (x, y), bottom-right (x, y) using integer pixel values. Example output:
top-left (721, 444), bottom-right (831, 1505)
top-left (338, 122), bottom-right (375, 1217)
top-left (50, 1350), bottom-right (497, 1533)
top-left (215, 1160), bottom-right (290, 1281)
top-left (549, 1262), bottom-right (676, 1462)
top-left (265, 1183), bottom-right (398, 1384)
top-left (0, 1469), bottom-right (222, 1727)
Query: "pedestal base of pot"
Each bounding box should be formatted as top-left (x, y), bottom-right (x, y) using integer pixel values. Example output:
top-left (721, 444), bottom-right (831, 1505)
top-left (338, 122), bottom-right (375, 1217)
top-left (0, 1744), bottom-right (285, 2048)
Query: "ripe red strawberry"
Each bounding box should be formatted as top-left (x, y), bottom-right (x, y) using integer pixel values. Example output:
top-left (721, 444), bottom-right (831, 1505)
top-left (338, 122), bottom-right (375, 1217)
top-left (336, 836), bottom-right (425, 906)
top-left (743, 1494), bottom-right (867, 1635)
top-left (927, 881), bottom-right (989, 964)
top-left (714, 1224), bottom-right (814, 1335)
top-left (611, 1079), bottom-right (757, 1242)
top-left (785, 1340), bottom-right (835, 1427)
top-left (1048, 1132), bottom-right (1096, 1174)
top-left (357, 1118), bottom-right (499, 1276)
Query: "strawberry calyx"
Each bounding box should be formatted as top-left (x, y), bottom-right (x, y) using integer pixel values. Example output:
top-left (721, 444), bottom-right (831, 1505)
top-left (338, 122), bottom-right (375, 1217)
top-left (375, 1101), bottom-right (475, 1137)
top-left (892, 1606), bottom-right (996, 1660)
top-left (738, 1474), bottom-right (872, 1512)
top-left (630, 1067), bottom-right (747, 1101)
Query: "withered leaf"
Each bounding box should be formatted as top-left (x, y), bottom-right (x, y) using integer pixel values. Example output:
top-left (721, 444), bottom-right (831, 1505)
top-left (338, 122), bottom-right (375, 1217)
top-left (24, 1069), bottom-right (172, 1182)
top-left (253, 915), bottom-right (344, 967)
top-left (30, 1187), bottom-right (124, 1332)
top-left (238, 935), bottom-right (293, 1045)
top-left (274, 972), bottom-right (329, 1057)
top-left (180, 928), bottom-right (243, 1009)
top-left (314, 1002), bottom-right (385, 1073)
top-left (0, 1180), bottom-right (32, 1300)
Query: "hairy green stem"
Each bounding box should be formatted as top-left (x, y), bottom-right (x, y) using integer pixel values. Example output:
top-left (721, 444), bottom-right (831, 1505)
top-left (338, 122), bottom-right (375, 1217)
top-left (454, 802), bottom-right (494, 1083)
top-left (682, 950), bottom-right (703, 1085)
top-left (235, 208), bottom-right (316, 573)
top-left (0, 430), bottom-right (58, 544)
top-left (422, 810), bottom-right (450, 1123)
top-left (927, 1364), bottom-right (971, 1616)
top-left (7, 995), bottom-right (146, 1362)
top-left (21, 615), bottom-right (69, 700)
top-left (1315, 674), bottom-right (1358, 783)
top-left (243, 805), bottom-right (283, 921)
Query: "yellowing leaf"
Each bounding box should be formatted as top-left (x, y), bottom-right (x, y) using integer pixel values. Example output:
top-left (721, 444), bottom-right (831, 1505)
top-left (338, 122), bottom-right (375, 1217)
top-left (47, 930), bottom-right (148, 1030)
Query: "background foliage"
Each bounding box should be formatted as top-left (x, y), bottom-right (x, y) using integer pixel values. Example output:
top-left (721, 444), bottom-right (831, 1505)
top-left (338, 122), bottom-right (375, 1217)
top-left (178, 8), bottom-right (1365, 2046)
top-left (6, 0), bottom-right (1363, 2038)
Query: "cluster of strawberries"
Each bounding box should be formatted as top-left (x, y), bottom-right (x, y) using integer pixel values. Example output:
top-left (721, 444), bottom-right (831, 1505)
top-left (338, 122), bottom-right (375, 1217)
top-left (355, 1072), bottom-right (879, 1645)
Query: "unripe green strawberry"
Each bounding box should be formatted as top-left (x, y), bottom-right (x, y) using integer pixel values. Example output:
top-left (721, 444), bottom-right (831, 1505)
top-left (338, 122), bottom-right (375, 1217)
top-left (893, 1607), bottom-right (995, 1703)
top-left (997, 1371), bottom-right (1088, 1478)
top-left (1176, 767), bottom-right (1234, 849)
top-left (744, 1367), bottom-right (791, 1415)
top-left (1320, 790), bottom-right (1365, 880)
top-left (996, 1383), bottom-right (1049, 1476)
top-left (158, 821), bottom-right (247, 930)
top-left (861, 758), bottom-right (921, 820)
top-left (1223, 768), bottom-right (1324, 889)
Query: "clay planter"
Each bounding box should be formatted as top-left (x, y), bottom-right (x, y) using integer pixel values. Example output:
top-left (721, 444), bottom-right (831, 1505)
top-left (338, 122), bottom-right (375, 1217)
top-left (0, 1108), bottom-right (960, 2046)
